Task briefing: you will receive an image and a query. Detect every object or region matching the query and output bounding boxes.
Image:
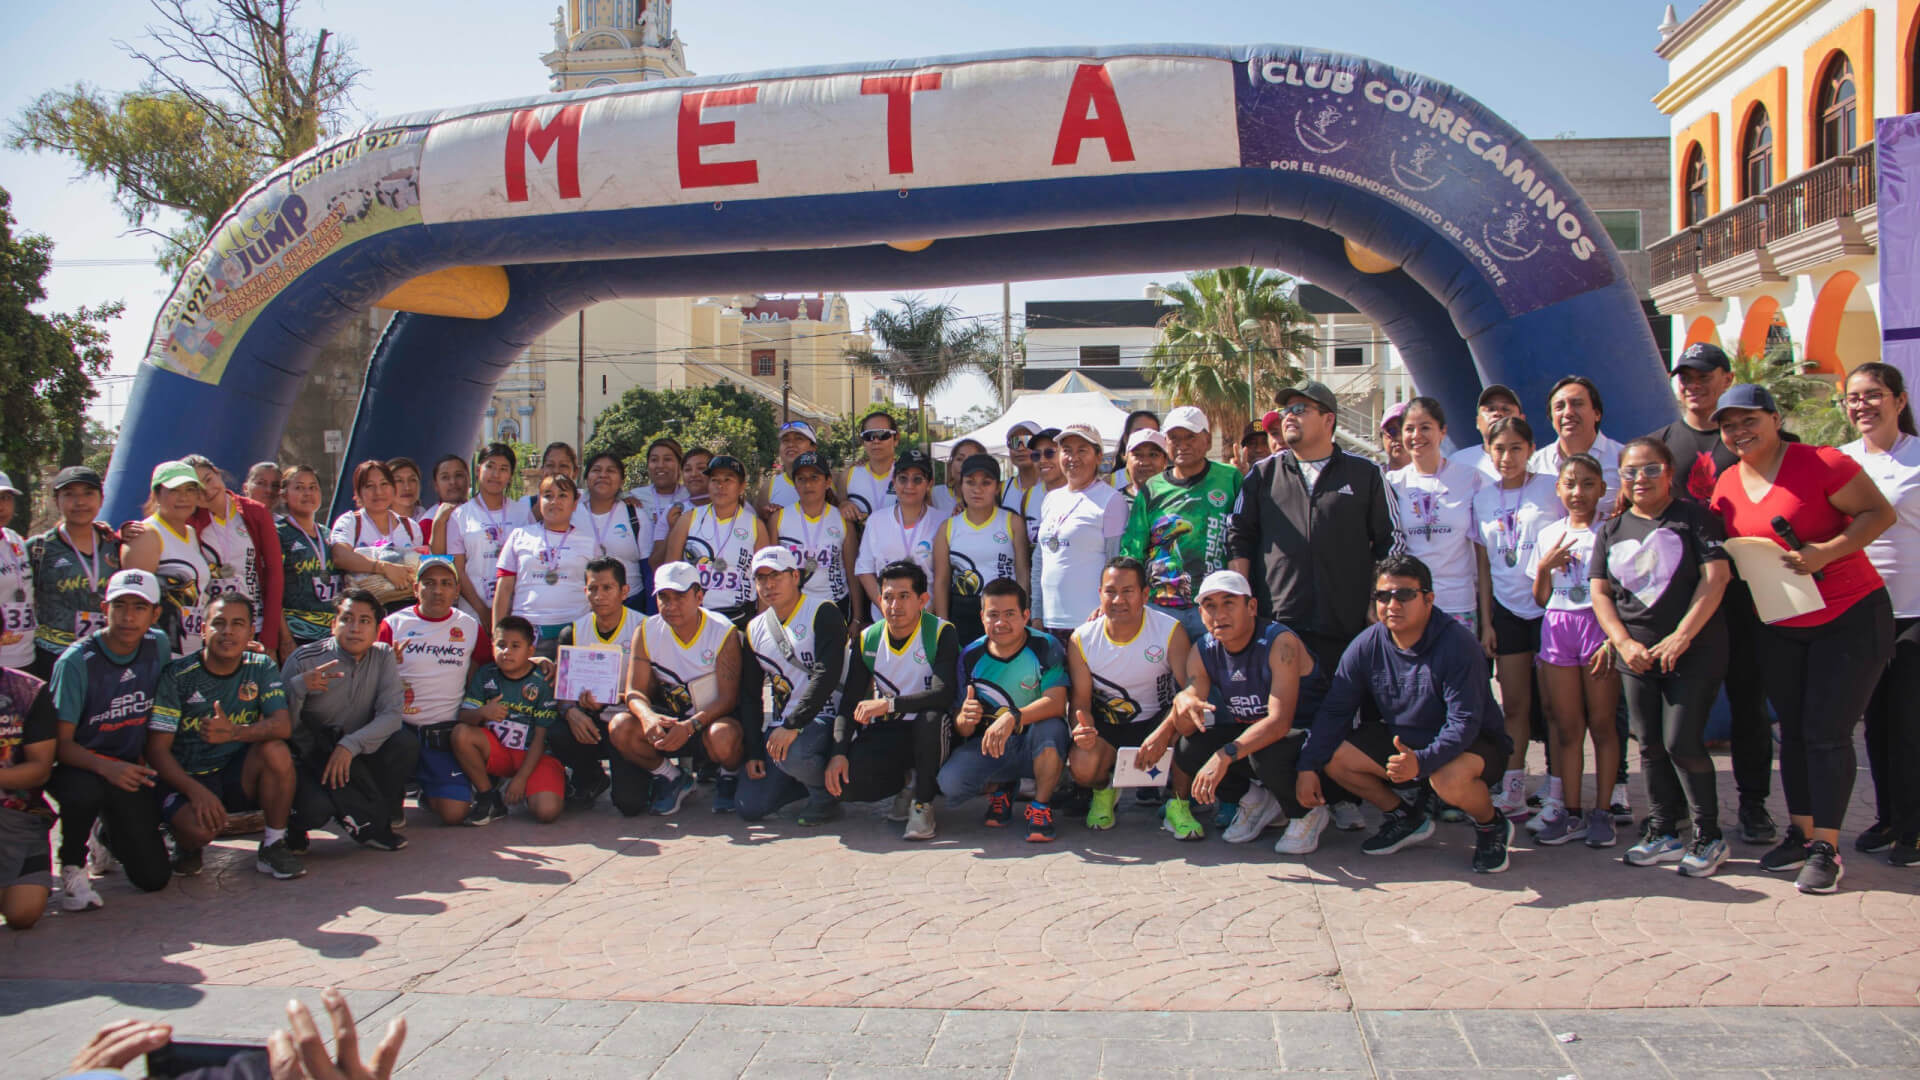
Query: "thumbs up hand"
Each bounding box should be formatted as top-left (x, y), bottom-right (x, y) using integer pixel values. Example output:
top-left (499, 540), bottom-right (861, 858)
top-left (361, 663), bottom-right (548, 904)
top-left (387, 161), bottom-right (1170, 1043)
top-left (203, 700), bottom-right (236, 745)
top-left (957, 683), bottom-right (983, 733)
top-left (1386, 734), bottom-right (1420, 783)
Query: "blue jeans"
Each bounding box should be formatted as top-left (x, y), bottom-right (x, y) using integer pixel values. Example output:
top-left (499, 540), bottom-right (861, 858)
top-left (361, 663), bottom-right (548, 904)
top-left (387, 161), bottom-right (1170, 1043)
top-left (936, 717), bottom-right (1070, 803)
top-left (735, 722), bottom-right (834, 821)
top-left (1153, 603), bottom-right (1208, 646)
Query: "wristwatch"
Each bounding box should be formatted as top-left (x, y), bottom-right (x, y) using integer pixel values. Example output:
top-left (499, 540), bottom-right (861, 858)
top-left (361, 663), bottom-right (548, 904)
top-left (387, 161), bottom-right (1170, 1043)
top-left (1216, 742), bottom-right (1241, 762)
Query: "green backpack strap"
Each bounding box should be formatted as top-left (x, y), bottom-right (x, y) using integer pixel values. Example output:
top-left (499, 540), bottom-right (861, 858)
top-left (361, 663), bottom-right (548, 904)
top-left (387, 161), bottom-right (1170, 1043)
top-left (861, 612), bottom-right (945, 673)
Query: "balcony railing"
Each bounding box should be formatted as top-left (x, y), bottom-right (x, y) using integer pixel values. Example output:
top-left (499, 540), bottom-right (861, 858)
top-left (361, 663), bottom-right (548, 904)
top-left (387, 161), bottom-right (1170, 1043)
top-left (1650, 142), bottom-right (1876, 287)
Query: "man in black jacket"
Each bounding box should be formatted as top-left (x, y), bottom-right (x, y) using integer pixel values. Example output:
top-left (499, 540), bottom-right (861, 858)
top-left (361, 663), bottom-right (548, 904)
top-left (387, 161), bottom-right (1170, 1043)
top-left (1227, 380), bottom-right (1404, 673)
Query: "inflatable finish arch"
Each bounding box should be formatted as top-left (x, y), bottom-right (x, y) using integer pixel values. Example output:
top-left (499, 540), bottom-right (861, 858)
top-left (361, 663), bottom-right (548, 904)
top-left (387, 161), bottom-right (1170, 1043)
top-left (110, 44), bottom-right (1673, 523)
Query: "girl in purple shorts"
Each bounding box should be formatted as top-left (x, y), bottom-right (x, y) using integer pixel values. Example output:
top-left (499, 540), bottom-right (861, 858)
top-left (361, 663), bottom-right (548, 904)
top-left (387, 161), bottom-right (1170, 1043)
top-left (1525, 454), bottom-right (1622, 847)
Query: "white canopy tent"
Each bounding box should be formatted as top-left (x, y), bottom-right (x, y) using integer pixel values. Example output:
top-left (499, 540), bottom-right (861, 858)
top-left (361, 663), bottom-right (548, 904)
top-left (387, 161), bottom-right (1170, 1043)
top-left (932, 391), bottom-right (1133, 460)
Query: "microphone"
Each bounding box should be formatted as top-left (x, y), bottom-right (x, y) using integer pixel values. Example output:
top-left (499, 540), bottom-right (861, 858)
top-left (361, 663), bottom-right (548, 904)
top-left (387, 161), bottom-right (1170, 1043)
top-left (1770, 515), bottom-right (1824, 582)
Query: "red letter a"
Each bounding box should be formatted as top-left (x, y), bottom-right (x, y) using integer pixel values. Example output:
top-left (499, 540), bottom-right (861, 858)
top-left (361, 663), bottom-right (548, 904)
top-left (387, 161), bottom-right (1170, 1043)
top-left (1051, 64), bottom-right (1136, 167)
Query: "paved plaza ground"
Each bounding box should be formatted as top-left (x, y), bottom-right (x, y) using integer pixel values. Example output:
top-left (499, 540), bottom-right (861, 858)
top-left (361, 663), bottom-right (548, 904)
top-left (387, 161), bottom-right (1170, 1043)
top-left (4, 751), bottom-right (1918, 1077)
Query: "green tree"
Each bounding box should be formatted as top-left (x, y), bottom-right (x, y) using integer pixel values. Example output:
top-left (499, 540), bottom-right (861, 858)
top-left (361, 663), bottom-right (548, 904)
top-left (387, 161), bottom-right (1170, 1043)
top-left (1144, 267), bottom-right (1317, 449)
top-left (9, 0), bottom-right (362, 273)
top-left (0, 188), bottom-right (121, 531)
top-left (587, 382), bottom-right (779, 475)
top-left (848, 296), bottom-right (999, 449)
top-left (1731, 348), bottom-right (1853, 445)
top-left (816, 402), bottom-right (924, 471)
top-left (624, 407), bottom-right (767, 488)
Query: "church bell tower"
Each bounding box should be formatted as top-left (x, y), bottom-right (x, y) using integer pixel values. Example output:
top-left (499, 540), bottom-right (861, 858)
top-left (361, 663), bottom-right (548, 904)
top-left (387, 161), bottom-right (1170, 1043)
top-left (543, 1), bottom-right (689, 91)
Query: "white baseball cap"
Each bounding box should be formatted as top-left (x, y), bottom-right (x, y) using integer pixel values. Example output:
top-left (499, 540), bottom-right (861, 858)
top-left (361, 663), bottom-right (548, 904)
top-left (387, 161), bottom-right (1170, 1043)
top-left (105, 569), bottom-right (161, 605)
top-left (0, 471), bottom-right (19, 496)
top-left (1126, 428), bottom-right (1170, 456)
top-left (1195, 569), bottom-right (1253, 600)
top-left (652, 561), bottom-right (702, 595)
top-left (779, 421), bottom-right (819, 444)
top-left (751, 546), bottom-right (802, 574)
top-left (1164, 406), bottom-right (1210, 434)
top-left (1057, 423), bottom-right (1104, 449)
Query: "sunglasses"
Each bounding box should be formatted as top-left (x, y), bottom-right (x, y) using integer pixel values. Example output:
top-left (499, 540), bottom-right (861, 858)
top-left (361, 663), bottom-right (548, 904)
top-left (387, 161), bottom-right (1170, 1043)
top-left (1619, 463), bottom-right (1667, 480)
top-left (1009, 436), bottom-right (1030, 449)
top-left (1036, 448), bottom-right (1059, 460)
top-left (860, 430), bottom-right (897, 442)
top-left (1371, 587), bottom-right (1424, 604)
top-left (1278, 402), bottom-right (1319, 417)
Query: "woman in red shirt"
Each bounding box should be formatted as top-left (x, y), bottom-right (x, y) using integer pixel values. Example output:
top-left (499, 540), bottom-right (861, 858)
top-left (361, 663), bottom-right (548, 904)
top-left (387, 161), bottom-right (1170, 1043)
top-left (1708, 385), bottom-right (1896, 894)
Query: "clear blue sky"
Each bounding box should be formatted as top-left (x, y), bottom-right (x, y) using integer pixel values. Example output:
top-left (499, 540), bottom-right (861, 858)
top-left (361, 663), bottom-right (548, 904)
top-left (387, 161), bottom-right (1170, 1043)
top-left (0, 1), bottom-right (1680, 425)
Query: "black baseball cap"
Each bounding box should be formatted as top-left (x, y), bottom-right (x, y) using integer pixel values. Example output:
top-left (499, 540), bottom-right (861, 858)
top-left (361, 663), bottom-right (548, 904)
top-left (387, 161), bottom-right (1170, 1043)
top-left (788, 451), bottom-right (829, 478)
top-left (1476, 384), bottom-right (1521, 409)
top-left (1711, 383), bottom-right (1778, 421)
top-left (1276, 380), bottom-right (1337, 413)
top-left (1030, 427), bottom-right (1062, 444)
top-left (705, 454), bottom-right (747, 479)
top-left (959, 453), bottom-right (1001, 482)
top-left (894, 448), bottom-right (934, 478)
top-left (1675, 342), bottom-right (1732, 373)
top-left (52, 465), bottom-right (103, 492)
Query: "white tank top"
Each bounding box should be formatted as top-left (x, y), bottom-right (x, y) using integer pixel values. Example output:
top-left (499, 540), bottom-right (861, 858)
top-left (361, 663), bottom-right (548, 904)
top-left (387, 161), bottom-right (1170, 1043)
top-left (766, 472), bottom-right (799, 512)
top-left (384, 606), bottom-right (480, 726)
top-left (148, 516), bottom-right (210, 658)
top-left (641, 610), bottom-right (733, 717)
top-left (843, 462), bottom-right (896, 520)
top-left (570, 607), bottom-right (642, 677)
top-left (683, 505), bottom-right (756, 611)
top-left (864, 614), bottom-right (945, 720)
top-left (200, 498), bottom-right (261, 632)
top-left (942, 508), bottom-right (1021, 599)
top-left (774, 504), bottom-right (850, 602)
top-left (1071, 608), bottom-right (1182, 728)
top-left (1020, 482), bottom-right (1051, 543)
top-left (747, 595), bottom-right (844, 728)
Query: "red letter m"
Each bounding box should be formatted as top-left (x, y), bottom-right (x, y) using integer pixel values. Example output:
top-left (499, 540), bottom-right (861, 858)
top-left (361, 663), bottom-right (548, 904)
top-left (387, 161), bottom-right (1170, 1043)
top-left (505, 104), bottom-right (585, 203)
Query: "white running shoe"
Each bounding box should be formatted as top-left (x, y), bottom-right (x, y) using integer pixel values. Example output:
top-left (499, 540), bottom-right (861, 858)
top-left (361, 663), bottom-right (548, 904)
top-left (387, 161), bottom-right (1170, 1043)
top-left (1330, 801), bottom-right (1366, 831)
top-left (887, 783), bottom-right (914, 823)
top-left (1491, 774), bottom-right (1532, 820)
top-left (1275, 806), bottom-right (1332, 855)
top-left (60, 865), bottom-right (103, 912)
top-left (903, 800), bottom-right (937, 841)
top-left (86, 823), bottom-right (117, 876)
top-left (1223, 785), bottom-right (1283, 844)
top-left (1527, 798), bottom-right (1565, 835)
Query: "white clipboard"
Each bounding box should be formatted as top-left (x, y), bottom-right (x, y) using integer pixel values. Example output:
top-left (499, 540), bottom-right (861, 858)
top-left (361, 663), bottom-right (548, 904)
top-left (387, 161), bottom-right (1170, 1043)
top-left (1722, 536), bottom-right (1826, 624)
top-left (1111, 746), bottom-right (1172, 788)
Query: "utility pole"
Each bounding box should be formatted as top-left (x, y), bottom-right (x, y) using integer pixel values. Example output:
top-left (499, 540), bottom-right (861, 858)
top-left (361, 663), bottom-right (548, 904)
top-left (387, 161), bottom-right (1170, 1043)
top-left (782, 354), bottom-right (792, 423)
top-left (575, 311), bottom-right (586, 454)
top-left (1001, 281), bottom-right (1013, 408)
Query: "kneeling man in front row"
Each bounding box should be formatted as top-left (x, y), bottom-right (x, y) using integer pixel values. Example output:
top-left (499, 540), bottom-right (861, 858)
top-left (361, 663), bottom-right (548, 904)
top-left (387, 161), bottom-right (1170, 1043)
top-left (1295, 555), bottom-right (1515, 874)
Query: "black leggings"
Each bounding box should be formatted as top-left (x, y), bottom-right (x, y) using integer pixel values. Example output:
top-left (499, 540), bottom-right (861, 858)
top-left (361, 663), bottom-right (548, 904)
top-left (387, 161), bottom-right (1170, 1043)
top-left (1620, 619), bottom-right (1728, 838)
top-left (1172, 725), bottom-right (1343, 816)
top-left (292, 727), bottom-right (420, 837)
top-left (835, 712), bottom-right (949, 804)
top-left (1863, 616), bottom-right (1920, 835)
top-left (1756, 589), bottom-right (1896, 831)
top-left (44, 765), bottom-right (171, 892)
top-left (1721, 584), bottom-right (1774, 802)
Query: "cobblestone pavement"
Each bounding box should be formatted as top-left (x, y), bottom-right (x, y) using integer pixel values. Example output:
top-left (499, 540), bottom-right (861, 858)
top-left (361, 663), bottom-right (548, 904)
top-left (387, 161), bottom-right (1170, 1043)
top-left (1, 753), bottom-right (1917, 1023)
top-left (8, 981), bottom-right (1920, 1078)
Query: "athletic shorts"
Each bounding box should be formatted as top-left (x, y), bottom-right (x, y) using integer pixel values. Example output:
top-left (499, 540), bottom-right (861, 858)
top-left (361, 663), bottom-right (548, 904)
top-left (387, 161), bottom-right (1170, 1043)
top-left (415, 742), bottom-right (473, 803)
top-left (1539, 607), bottom-right (1607, 667)
top-left (1347, 718), bottom-right (1508, 789)
top-left (1490, 601), bottom-right (1543, 658)
top-left (0, 806), bottom-right (54, 890)
top-left (159, 753), bottom-right (257, 822)
top-left (1095, 717), bottom-right (1163, 751)
top-left (483, 731), bottom-right (567, 798)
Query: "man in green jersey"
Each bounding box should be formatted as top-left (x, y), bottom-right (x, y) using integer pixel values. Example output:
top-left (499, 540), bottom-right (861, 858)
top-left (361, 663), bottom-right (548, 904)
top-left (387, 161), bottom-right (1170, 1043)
top-left (1120, 406), bottom-right (1243, 645)
top-left (148, 593), bottom-right (302, 878)
top-left (936, 577), bottom-right (1070, 841)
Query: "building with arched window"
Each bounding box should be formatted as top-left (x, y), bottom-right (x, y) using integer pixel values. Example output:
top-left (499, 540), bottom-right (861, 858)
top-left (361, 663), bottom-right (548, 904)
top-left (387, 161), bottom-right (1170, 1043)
top-left (1649, 0), bottom-right (1912, 379)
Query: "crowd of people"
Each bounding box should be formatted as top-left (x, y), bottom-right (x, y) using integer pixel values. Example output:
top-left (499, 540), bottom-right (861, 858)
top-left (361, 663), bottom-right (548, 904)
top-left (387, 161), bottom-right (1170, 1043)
top-left (0, 345), bottom-right (1914, 931)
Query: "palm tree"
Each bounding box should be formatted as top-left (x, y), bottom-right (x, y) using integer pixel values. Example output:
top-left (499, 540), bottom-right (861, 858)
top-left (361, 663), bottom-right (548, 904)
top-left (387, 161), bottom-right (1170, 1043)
top-left (1145, 267), bottom-right (1318, 450)
top-left (848, 296), bottom-right (1000, 448)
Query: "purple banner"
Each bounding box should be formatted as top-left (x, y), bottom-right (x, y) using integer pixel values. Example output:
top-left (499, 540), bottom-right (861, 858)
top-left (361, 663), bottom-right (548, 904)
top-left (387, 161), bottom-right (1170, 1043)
top-left (1235, 50), bottom-right (1615, 317)
top-left (1877, 115), bottom-right (1920, 389)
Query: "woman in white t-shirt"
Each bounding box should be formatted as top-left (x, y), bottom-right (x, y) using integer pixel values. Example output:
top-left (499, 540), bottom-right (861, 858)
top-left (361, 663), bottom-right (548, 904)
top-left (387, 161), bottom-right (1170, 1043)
top-left (494, 473), bottom-right (598, 651)
top-left (1035, 424), bottom-right (1128, 636)
top-left (575, 452), bottom-right (653, 610)
top-left (328, 460), bottom-right (421, 612)
top-left (1839, 362), bottom-right (1920, 860)
top-left (1388, 397), bottom-right (1483, 631)
top-left (436, 443), bottom-right (532, 623)
top-left (853, 449), bottom-right (943, 622)
top-left (1525, 452), bottom-right (1619, 841)
top-left (1469, 416), bottom-right (1564, 818)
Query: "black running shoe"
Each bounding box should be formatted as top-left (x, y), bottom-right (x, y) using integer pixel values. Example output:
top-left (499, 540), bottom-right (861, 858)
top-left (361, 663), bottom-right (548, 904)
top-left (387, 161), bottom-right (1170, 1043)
top-left (1471, 815), bottom-right (1513, 874)
top-left (1796, 840), bottom-right (1844, 894)
top-left (355, 825), bottom-right (408, 851)
top-left (1738, 800), bottom-right (1777, 845)
top-left (462, 789), bottom-right (506, 828)
top-left (1889, 835), bottom-right (1920, 868)
top-left (983, 791), bottom-right (1013, 828)
top-left (1760, 823), bottom-right (1811, 873)
top-left (172, 846), bottom-right (203, 877)
top-left (1855, 820), bottom-right (1897, 854)
top-left (1361, 808), bottom-right (1435, 855)
top-left (566, 770), bottom-right (610, 811)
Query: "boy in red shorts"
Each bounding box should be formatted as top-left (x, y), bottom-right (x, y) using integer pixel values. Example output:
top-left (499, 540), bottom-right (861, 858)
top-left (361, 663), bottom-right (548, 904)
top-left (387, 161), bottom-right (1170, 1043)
top-left (452, 616), bottom-right (563, 824)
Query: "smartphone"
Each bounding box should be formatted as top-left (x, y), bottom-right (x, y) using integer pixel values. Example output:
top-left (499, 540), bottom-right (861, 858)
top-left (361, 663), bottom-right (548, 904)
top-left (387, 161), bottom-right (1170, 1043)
top-left (146, 1039), bottom-right (267, 1078)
